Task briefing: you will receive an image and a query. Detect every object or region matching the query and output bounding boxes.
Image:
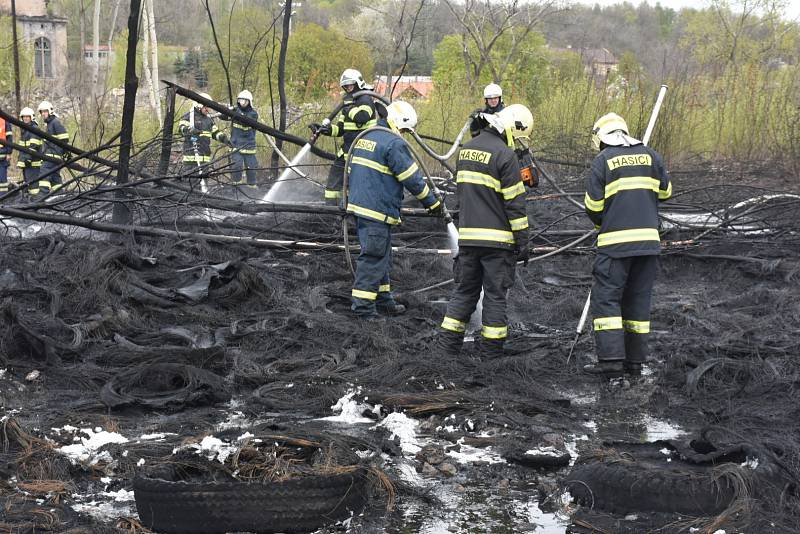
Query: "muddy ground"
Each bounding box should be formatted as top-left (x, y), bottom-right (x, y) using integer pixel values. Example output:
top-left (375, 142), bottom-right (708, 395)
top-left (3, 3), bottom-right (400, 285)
top-left (0, 163), bottom-right (799, 534)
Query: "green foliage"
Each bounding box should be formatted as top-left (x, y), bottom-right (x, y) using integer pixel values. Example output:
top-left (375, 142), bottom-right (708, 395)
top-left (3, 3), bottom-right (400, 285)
top-left (285, 23), bottom-right (373, 101)
top-left (0, 16), bottom-right (34, 101)
top-left (432, 30), bottom-right (550, 106)
top-left (204, 7), bottom-right (279, 103)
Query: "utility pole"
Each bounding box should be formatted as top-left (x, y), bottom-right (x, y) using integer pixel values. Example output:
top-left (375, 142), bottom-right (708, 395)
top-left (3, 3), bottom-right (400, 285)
top-left (11, 0), bottom-right (21, 113)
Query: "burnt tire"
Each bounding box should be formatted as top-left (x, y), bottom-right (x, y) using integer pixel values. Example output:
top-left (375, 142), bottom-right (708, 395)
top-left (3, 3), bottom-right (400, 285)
top-left (134, 467), bottom-right (368, 534)
top-left (565, 459), bottom-right (736, 516)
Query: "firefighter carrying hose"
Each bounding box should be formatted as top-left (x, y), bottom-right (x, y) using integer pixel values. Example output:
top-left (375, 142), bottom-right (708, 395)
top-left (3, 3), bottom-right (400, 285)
top-left (37, 100), bottom-right (69, 194)
top-left (582, 112), bottom-right (672, 379)
top-left (17, 107), bottom-right (43, 197)
top-left (310, 69), bottom-right (377, 204)
top-left (347, 101), bottom-right (442, 321)
top-left (178, 93), bottom-right (230, 178)
top-left (469, 83), bottom-right (505, 138)
top-left (435, 104), bottom-right (533, 358)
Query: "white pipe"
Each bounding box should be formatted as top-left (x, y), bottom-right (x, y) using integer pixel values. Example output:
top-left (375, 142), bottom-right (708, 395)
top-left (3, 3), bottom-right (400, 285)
top-left (642, 85), bottom-right (667, 146)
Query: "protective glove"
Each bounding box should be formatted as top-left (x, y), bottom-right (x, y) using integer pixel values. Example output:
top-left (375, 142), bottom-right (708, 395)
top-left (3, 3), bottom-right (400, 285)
top-left (514, 243), bottom-right (530, 266)
top-left (217, 132), bottom-right (230, 146)
top-left (427, 200), bottom-right (444, 217)
top-left (309, 122), bottom-right (332, 136)
top-left (188, 126), bottom-right (202, 136)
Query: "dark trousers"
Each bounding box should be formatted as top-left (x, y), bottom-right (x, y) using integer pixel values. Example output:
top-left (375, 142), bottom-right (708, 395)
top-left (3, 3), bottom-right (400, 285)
top-left (231, 151), bottom-right (259, 185)
top-left (590, 254), bottom-right (658, 363)
top-left (0, 163), bottom-right (7, 190)
top-left (39, 161), bottom-right (62, 188)
top-left (441, 247), bottom-right (516, 340)
top-left (325, 156), bottom-right (345, 205)
top-left (351, 217), bottom-right (396, 316)
top-left (22, 167), bottom-right (40, 194)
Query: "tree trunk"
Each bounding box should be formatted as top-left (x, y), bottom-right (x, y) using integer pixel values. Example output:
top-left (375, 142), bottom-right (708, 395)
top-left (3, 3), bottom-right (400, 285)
top-left (140, 4), bottom-right (159, 122)
top-left (115, 0), bottom-right (142, 225)
top-left (92, 0), bottom-right (102, 96)
top-left (146, 0), bottom-right (161, 124)
top-left (272, 0), bottom-right (291, 177)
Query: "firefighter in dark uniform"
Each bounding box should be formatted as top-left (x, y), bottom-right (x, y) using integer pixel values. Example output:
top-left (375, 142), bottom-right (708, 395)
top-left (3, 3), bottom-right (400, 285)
top-left (435, 104), bottom-right (533, 357)
top-left (310, 68), bottom-right (377, 204)
top-left (469, 83), bottom-right (505, 138)
top-left (227, 89), bottom-right (260, 187)
top-left (37, 101), bottom-right (69, 194)
top-left (178, 93), bottom-right (230, 178)
top-left (582, 112), bottom-right (672, 379)
top-left (17, 107), bottom-right (43, 196)
top-left (347, 101), bottom-right (441, 320)
top-left (0, 115), bottom-right (13, 194)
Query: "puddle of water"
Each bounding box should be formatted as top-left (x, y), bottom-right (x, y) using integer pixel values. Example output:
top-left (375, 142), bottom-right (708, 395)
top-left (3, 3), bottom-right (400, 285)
top-left (386, 481), bottom-right (569, 533)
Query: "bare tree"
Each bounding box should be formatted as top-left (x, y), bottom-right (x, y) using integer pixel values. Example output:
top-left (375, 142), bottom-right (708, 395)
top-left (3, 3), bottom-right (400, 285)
top-left (442, 0), bottom-right (564, 89)
top-left (357, 0), bottom-right (427, 98)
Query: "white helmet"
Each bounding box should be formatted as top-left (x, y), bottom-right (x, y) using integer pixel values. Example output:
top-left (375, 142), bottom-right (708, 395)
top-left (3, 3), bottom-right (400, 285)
top-left (237, 90), bottom-right (253, 104)
top-left (497, 104), bottom-right (533, 140)
top-left (340, 68), bottom-right (367, 90)
top-left (37, 100), bottom-right (54, 114)
top-left (591, 112), bottom-right (640, 150)
top-left (386, 100), bottom-right (417, 131)
top-left (194, 93), bottom-right (212, 108)
top-left (483, 83), bottom-right (503, 99)
top-left (20, 107), bottom-right (35, 118)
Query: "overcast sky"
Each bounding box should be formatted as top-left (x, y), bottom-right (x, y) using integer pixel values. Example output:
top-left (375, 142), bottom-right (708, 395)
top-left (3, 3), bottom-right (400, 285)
top-left (574, 0), bottom-right (800, 21)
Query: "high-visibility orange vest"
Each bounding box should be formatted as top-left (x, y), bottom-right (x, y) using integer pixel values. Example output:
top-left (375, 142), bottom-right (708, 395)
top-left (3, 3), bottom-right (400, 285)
top-left (0, 119), bottom-right (6, 141)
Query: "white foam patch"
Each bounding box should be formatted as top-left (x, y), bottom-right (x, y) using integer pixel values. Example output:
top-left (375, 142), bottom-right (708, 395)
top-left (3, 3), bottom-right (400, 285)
top-left (525, 446), bottom-right (564, 457)
top-left (318, 388), bottom-right (374, 423)
top-left (373, 412), bottom-right (421, 454)
top-left (447, 438), bottom-right (505, 465)
top-left (643, 416), bottom-right (685, 441)
top-left (138, 433), bottom-right (175, 441)
top-left (58, 429), bottom-right (129, 465)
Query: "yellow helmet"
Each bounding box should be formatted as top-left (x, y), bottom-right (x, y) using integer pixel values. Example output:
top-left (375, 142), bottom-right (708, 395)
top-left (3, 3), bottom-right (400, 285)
top-left (592, 113), bottom-right (638, 150)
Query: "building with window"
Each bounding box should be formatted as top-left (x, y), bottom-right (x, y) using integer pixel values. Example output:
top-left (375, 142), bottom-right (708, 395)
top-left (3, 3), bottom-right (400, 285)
top-left (83, 44), bottom-right (114, 68)
top-left (0, 0), bottom-right (68, 91)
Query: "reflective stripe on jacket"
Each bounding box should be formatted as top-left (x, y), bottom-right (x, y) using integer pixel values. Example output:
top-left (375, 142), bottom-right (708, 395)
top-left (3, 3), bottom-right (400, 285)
top-left (228, 105), bottom-right (258, 153)
top-left (584, 144), bottom-right (672, 257)
top-left (346, 119), bottom-right (439, 225)
top-left (17, 120), bottom-right (42, 167)
top-left (455, 128), bottom-right (529, 250)
top-left (43, 115), bottom-right (69, 158)
top-left (179, 109), bottom-right (224, 161)
top-left (329, 93), bottom-right (377, 155)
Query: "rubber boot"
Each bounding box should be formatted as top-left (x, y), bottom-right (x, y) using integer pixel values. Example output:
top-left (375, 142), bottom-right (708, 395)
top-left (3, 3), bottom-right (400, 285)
top-left (624, 361), bottom-right (643, 377)
top-left (377, 302), bottom-right (406, 316)
top-left (434, 330), bottom-right (463, 356)
top-left (477, 337), bottom-right (505, 358)
top-left (582, 360), bottom-right (624, 379)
